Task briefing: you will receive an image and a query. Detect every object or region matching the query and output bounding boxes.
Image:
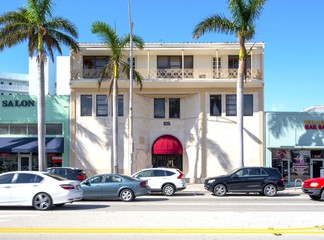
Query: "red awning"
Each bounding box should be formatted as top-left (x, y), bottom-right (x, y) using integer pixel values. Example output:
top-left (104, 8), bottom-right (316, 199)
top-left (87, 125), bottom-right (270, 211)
top-left (152, 135), bottom-right (183, 155)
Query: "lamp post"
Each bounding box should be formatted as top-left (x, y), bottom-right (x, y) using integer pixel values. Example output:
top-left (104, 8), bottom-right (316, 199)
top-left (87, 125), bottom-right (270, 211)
top-left (128, 0), bottom-right (134, 175)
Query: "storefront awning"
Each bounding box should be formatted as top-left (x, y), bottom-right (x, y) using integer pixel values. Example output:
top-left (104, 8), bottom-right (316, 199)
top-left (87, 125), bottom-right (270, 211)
top-left (0, 137), bottom-right (64, 153)
top-left (152, 135), bottom-right (183, 155)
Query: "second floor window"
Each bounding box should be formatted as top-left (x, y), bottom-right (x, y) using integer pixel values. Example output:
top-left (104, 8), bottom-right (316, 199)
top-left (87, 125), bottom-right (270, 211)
top-left (157, 56), bottom-right (193, 69)
top-left (83, 56), bottom-right (109, 70)
top-left (154, 98), bottom-right (180, 119)
top-left (228, 55), bottom-right (252, 69)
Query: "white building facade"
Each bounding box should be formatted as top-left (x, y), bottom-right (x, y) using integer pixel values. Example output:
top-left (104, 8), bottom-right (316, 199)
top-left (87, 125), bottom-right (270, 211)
top-left (0, 72), bottom-right (29, 95)
top-left (67, 42), bottom-right (265, 182)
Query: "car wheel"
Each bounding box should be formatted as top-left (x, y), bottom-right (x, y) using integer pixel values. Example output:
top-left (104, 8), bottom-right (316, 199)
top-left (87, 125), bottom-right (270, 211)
top-left (33, 192), bottom-right (53, 210)
top-left (213, 184), bottom-right (226, 196)
top-left (263, 184), bottom-right (277, 197)
top-left (162, 184), bottom-right (175, 196)
top-left (120, 189), bottom-right (134, 202)
top-left (309, 195), bottom-right (321, 201)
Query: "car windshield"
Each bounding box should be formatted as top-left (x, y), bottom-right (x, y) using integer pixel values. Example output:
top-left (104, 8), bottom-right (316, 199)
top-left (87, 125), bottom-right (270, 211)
top-left (227, 168), bottom-right (240, 175)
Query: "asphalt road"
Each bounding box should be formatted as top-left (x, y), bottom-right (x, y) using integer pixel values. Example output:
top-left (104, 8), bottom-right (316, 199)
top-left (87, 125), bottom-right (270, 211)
top-left (1, 190), bottom-right (324, 240)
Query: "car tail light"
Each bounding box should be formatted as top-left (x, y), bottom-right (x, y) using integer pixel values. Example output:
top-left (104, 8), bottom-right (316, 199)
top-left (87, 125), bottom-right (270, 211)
top-left (139, 181), bottom-right (147, 187)
top-left (176, 170), bottom-right (184, 179)
top-left (60, 184), bottom-right (75, 190)
top-left (278, 178), bottom-right (284, 183)
top-left (77, 175), bottom-right (86, 181)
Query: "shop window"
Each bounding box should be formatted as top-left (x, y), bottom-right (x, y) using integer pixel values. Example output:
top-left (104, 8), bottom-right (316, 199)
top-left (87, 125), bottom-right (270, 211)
top-left (81, 95), bottom-right (92, 116)
top-left (96, 95), bottom-right (108, 117)
top-left (0, 124), bottom-right (9, 134)
top-left (10, 124), bottom-right (27, 135)
top-left (225, 94), bottom-right (253, 116)
top-left (46, 124), bottom-right (63, 135)
top-left (169, 98), bottom-right (180, 118)
top-left (210, 95), bottom-right (222, 116)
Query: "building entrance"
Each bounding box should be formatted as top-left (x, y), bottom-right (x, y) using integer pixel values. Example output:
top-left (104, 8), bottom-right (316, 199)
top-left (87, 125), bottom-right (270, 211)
top-left (310, 159), bottom-right (324, 178)
top-left (18, 153), bottom-right (32, 171)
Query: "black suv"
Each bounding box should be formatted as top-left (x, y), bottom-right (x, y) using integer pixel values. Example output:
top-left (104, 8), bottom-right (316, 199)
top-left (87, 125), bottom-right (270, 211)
top-left (46, 167), bottom-right (87, 181)
top-left (204, 167), bottom-right (285, 197)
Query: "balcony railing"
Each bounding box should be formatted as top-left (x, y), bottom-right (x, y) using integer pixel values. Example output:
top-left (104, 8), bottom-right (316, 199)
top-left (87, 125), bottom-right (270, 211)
top-left (0, 85), bottom-right (29, 92)
top-left (71, 68), bottom-right (263, 80)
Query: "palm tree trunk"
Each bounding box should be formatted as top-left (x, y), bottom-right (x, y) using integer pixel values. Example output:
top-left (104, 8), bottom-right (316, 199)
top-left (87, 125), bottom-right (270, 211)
top-left (237, 38), bottom-right (247, 168)
top-left (37, 52), bottom-right (46, 171)
top-left (112, 78), bottom-right (119, 173)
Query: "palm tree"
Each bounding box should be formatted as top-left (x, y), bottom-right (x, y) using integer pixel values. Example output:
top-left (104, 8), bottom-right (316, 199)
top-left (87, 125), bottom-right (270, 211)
top-left (193, 0), bottom-right (266, 168)
top-left (0, 0), bottom-right (79, 171)
top-left (91, 21), bottom-right (144, 173)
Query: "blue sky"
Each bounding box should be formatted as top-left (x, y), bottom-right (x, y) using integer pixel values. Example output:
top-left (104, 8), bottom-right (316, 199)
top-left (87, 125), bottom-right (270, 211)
top-left (1, 0), bottom-right (324, 112)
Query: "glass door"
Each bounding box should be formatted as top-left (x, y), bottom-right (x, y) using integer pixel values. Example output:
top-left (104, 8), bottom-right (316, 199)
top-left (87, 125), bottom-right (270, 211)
top-left (18, 153), bottom-right (32, 171)
top-left (310, 159), bottom-right (324, 178)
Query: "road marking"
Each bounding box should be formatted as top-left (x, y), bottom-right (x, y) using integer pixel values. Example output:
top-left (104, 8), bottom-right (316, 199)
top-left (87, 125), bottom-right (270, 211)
top-left (1, 227), bottom-right (324, 235)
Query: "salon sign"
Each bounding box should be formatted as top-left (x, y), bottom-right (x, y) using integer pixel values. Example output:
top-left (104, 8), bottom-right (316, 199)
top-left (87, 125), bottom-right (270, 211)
top-left (304, 120), bottom-right (324, 130)
top-left (1, 99), bottom-right (35, 107)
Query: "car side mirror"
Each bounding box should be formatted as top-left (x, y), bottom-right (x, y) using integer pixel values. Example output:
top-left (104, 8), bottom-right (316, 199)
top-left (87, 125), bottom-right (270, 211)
top-left (83, 181), bottom-right (91, 186)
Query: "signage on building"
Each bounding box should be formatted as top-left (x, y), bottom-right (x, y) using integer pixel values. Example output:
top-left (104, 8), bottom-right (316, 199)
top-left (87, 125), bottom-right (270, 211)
top-left (1, 100), bottom-right (35, 107)
top-left (304, 120), bottom-right (324, 130)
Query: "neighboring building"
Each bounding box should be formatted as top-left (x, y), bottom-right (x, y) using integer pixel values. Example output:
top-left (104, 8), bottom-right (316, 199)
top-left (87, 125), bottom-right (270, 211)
top-left (28, 56), bottom-right (56, 95)
top-left (0, 72), bottom-right (29, 95)
top-left (67, 42), bottom-right (265, 182)
top-left (265, 112), bottom-right (324, 187)
top-left (303, 105), bottom-right (324, 113)
top-left (0, 95), bottom-right (70, 173)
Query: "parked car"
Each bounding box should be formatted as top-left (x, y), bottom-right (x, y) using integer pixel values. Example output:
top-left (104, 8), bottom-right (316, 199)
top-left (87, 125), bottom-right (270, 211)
top-left (46, 167), bottom-right (87, 181)
top-left (302, 177), bottom-right (324, 200)
top-left (0, 171), bottom-right (82, 210)
top-left (132, 168), bottom-right (186, 196)
top-left (204, 167), bottom-right (285, 197)
top-left (81, 173), bottom-right (150, 202)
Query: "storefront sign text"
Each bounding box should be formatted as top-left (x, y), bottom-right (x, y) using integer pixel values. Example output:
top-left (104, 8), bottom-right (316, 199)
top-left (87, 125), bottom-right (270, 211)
top-left (2, 100), bottom-right (35, 107)
top-left (304, 120), bottom-right (324, 130)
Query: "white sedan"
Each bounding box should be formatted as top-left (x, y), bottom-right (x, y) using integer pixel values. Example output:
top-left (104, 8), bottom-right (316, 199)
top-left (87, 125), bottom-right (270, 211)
top-left (0, 171), bottom-right (83, 210)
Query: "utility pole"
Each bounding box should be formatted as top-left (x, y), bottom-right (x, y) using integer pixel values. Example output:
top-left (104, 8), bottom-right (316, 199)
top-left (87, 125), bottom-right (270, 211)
top-left (128, 0), bottom-right (134, 175)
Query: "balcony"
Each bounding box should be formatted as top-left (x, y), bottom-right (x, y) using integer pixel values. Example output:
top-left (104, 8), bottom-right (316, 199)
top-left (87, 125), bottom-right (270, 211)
top-left (0, 85), bottom-right (29, 92)
top-left (71, 68), bottom-right (263, 81)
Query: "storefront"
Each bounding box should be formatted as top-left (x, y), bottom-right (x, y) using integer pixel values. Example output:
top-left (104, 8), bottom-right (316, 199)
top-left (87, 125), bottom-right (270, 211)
top-left (265, 112), bottom-right (324, 186)
top-left (0, 95), bottom-right (70, 173)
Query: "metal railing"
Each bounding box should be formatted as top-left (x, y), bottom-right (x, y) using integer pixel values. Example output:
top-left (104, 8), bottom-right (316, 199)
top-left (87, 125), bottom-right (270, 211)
top-left (70, 68), bottom-right (263, 81)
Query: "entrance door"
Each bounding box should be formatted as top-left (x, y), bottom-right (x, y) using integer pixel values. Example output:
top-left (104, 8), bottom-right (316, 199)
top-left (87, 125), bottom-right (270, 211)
top-left (310, 159), bottom-right (324, 178)
top-left (18, 153), bottom-right (32, 171)
top-left (272, 158), bottom-right (291, 184)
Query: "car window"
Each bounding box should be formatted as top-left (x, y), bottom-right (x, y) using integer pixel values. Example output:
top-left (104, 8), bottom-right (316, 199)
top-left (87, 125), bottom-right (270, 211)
top-left (89, 176), bottom-right (103, 184)
top-left (15, 173), bottom-right (43, 183)
top-left (104, 175), bottom-right (122, 183)
top-left (152, 170), bottom-right (165, 177)
top-left (165, 170), bottom-right (175, 176)
top-left (134, 170), bottom-right (151, 178)
top-left (249, 168), bottom-right (261, 176)
top-left (235, 169), bottom-right (249, 177)
top-left (261, 169), bottom-right (268, 176)
top-left (0, 173), bottom-right (14, 184)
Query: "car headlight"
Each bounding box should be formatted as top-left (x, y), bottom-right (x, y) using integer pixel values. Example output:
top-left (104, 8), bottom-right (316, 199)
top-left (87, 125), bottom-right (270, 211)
top-left (310, 182), bottom-right (319, 187)
top-left (207, 179), bottom-right (215, 184)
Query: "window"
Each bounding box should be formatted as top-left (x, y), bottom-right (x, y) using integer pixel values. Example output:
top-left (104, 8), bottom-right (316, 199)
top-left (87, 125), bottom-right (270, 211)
top-left (228, 55), bottom-right (251, 69)
top-left (127, 57), bottom-right (136, 69)
top-left (27, 124), bottom-right (37, 135)
top-left (16, 173), bottom-right (43, 183)
top-left (118, 95), bottom-right (124, 117)
top-left (10, 124), bottom-right (27, 135)
top-left (226, 94), bottom-right (253, 116)
top-left (169, 98), bottom-right (180, 118)
top-left (83, 56), bottom-right (109, 70)
top-left (213, 57), bottom-right (222, 69)
top-left (154, 98), bottom-right (165, 118)
top-left (96, 95), bottom-right (108, 116)
top-left (157, 56), bottom-right (193, 69)
top-left (46, 124), bottom-right (63, 135)
top-left (0, 173), bottom-right (14, 184)
top-left (210, 95), bottom-right (222, 116)
top-left (81, 95), bottom-right (92, 116)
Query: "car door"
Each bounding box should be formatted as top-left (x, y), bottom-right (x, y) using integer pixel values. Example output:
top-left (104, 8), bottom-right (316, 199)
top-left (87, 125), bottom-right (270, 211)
top-left (81, 175), bottom-right (104, 200)
top-left (10, 173), bottom-right (43, 204)
top-left (244, 168), bottom-right (265, 191)
top-left (100, 175), bottom-right (122, 199)
top-left (133, 170), bottom-right (156, 189)
top-left (0, 173), bottom-right (15, 203)
top-left (226, 168), bottom-right (250, 191)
